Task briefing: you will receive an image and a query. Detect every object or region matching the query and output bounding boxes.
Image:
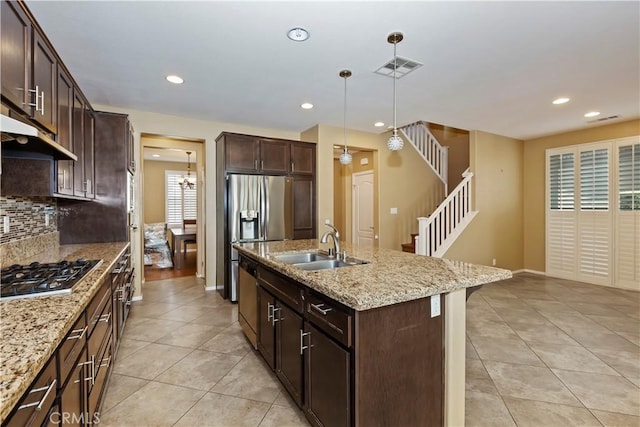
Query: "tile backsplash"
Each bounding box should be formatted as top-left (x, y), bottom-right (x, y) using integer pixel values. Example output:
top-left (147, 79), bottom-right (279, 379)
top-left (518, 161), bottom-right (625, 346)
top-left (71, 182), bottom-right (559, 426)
top-left (0, 196), bottom-right (57, 244)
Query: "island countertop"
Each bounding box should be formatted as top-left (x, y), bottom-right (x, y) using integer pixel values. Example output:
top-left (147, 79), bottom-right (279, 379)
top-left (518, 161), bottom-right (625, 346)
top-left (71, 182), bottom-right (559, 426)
top-left (234, 239), bottom-right (512, 311)
top-left (0, 241), bottom-right (129, 424)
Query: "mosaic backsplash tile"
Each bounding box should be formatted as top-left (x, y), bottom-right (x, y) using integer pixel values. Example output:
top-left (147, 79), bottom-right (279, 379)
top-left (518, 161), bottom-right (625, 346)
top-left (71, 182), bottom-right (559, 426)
top-left (0, 196), bottom-right (57, 245)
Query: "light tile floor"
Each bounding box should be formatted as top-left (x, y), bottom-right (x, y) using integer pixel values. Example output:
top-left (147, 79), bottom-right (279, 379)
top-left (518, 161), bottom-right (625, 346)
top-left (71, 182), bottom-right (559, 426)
top-left (99, 273), bottom-right (639, 426)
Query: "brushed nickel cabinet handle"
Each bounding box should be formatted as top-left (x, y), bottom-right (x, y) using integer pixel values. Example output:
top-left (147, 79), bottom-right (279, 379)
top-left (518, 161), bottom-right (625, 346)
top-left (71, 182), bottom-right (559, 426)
top-left (300, 330), bottom-right (311, 355)
top-left (67, 325), bottom-right (88, 341)
top-left (310, 303), bottom-right (332, 316)
top-left (18, 379), bottom-right (56, 411)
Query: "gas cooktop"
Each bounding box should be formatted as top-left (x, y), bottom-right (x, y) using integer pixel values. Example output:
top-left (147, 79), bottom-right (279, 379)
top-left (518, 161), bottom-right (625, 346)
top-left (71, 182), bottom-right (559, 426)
top-left (1, 259), bottom-right (101, 300)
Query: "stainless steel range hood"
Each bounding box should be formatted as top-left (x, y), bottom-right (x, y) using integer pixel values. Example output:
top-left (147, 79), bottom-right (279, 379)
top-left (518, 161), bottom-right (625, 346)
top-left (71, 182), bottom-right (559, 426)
top-left (1, 114), bottom-right (77, 161)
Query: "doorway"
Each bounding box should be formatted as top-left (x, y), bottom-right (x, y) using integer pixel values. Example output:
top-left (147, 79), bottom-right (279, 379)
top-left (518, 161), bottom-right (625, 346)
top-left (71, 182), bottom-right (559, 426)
top-left (140, 134), bottom-right (205, 284)
top-left (333, 147), bottom-right (378, 245)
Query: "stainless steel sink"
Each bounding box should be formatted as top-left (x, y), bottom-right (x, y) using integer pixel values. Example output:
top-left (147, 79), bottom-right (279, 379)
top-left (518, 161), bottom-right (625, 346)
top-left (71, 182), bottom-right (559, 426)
top-left (272, 250), bottom-right (368, 271)
top-left (272, 251), bottom-right (330, 264)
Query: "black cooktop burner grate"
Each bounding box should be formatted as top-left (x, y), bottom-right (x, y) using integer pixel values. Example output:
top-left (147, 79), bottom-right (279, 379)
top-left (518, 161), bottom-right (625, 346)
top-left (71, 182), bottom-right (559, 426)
top-left (1, 259), bottom-right (101, 300)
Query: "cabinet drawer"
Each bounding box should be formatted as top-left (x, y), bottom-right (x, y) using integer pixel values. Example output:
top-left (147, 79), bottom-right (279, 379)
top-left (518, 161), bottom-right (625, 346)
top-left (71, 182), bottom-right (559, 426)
top-left (5, 356), bottom-right (57, 427)
top-left (306, 291), bottom-right (353, 348)
top-left (87, 279), bottom-right (110, 336)
top-left (88, 296), bottom-right (112, 359)
top-left (89, 335), bottom-right (112, 419)
top-left (257, 266), bottom-right (303, 313)
top-left (58, 312), bottom-right (87, 386)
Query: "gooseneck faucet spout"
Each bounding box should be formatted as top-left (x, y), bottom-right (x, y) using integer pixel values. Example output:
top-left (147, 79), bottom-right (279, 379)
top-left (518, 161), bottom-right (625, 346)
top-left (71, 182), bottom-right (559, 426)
top-left (320, 223), bottom-right (341, 258)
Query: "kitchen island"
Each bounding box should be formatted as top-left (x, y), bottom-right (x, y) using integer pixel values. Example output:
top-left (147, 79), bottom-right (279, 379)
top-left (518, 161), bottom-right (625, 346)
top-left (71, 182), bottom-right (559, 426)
top-left (234, 239), bottom-right (512, 427)
top-left (0, 241), bottom-right (130, 425)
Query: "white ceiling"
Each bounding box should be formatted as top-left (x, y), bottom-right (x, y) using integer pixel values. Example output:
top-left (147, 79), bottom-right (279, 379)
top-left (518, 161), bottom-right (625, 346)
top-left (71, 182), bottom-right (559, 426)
top-left (27, 1), bottom-right (639, 141)
top-left (143, 147), bottom-right (196, 163)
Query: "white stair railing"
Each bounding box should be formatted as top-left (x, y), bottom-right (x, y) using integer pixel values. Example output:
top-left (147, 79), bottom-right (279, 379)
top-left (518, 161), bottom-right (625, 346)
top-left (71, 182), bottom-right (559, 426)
top-left (400, 121), bottom-right (448, 194)
top-left (415, 169), bottom-right (476, 258)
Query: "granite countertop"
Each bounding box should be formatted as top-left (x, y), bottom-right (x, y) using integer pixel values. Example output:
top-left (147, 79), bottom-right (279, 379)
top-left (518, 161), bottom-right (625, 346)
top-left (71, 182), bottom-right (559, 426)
top-left (234, 239), bottom-right (512, 311)
top-left (0, 241), bottom-right (129, 424)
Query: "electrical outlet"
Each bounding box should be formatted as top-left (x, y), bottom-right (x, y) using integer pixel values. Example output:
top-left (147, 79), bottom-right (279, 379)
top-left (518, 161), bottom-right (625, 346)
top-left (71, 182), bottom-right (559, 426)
top-left (430, 295), bottom-right (441, 317)
top-left (492, 258), bottom-right (497, 266)
top-left (45, 213), bottom-right (50, 227)
top-left (325, 219), bottom-right (330, 224)
top-left (390, 208), bottom-right (398, 215)
top-left (3, 216), bottom-right (9, 234)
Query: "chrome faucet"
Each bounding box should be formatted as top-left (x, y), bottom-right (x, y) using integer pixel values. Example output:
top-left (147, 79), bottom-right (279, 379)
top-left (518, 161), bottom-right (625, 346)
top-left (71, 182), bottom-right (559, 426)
top-left (320, 223), bottom-right (341, 258)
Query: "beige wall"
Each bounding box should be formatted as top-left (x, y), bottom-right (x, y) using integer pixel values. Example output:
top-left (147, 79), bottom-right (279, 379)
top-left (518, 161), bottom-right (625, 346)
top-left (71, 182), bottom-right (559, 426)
top-left (523, 119), bottom-right (640, 272)
top-left (428, 124), bottom-right (470, 190)
top-left (305, 124), bottom-right (444, 250)
top-left (143, 160), bottom-right (191, 224)
top-left (337, 151), bottom-right (376, 244)
top-left (445, 131), bottom-right (524, 270)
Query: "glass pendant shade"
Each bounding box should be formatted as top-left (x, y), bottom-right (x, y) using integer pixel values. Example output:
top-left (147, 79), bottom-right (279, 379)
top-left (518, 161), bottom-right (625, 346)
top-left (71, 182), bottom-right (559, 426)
top-left (387, 132), bottom-right (404, 151)
top-left (339, 148), bottom-right (352, 165)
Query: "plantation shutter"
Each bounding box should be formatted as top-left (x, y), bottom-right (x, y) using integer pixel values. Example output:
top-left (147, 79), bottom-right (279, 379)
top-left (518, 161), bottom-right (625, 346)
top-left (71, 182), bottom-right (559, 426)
top-left (165, 170), bottom-right (197, 227)
top-left (546, 151), bottom-right (577, 279)
top-left (615, 140), bottom-right (640, 289)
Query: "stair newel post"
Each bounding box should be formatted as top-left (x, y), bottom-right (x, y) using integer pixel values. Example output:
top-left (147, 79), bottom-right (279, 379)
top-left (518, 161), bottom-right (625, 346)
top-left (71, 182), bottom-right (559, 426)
top-left (416, 217), bottom-right (429, 256)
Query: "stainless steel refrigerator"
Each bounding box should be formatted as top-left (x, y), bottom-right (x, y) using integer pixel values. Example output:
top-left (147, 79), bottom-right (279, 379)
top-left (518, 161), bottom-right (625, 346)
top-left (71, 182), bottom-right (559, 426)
top-left (227, 174), bottom-right (293, 301)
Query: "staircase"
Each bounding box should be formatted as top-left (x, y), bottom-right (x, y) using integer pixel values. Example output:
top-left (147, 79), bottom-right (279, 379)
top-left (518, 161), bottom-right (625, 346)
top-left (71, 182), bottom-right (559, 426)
top-left (399, 122), bottom-right (477, 258)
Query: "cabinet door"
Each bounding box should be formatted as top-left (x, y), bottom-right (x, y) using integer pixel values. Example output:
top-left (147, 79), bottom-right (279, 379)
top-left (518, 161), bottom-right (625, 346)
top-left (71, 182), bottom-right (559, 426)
top-left (225, 134), bottom-right (259, 173)
top-left (57, 68), bottom-right (73, 150)
top-left (290, 142), bottom-right (315, 175)
top-left (293, 175), bottom-right (316, 239)
top-left (126, 122), bottom-right (135, 174)
top-left (238, 263), bottom-right (258, 348)
top-left (32, 29), bottom-right (57, 133)
top-left (257, 286), bottom-right (276, 370)
top-left (276, 303), bottom-right (304, 407)
top-left (84, 107), bottom-right (95, 198)
top-left (60, 349), bottom-right (87, 426)
top-left (1, 0), bottom-right (31, 114)
top-left (260, 139), bottom-right (289, 174)
top-left (72, 92), bottom-right (85, 197)
top-left (305, 323), bottom-right (350, 427)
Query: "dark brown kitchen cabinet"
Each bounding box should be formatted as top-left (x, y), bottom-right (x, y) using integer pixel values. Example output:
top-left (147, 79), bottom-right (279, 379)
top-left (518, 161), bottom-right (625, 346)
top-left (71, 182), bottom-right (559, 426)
top-left (83, 107), bottom-right (95, 199)
top-left (126, 121), bottom-right (135, 174)
top-left (223, 133), bottom-right (259, 173)
top-left (55, 67), bottom-right (74, 195)
top-left (292, 175), bottom-right (315, 239)
top-left (238, 254), bottom-right (258, 349)
top-left (1, 0), bottom-right (31, 115)
top-left (290, 142), bottom-right (315, 175)
top-left (260, 139), bottom-right (290, 174)
top-left (3, 356), bottom-right (57, 427)
top-left (112, 249), bottom-right (133, 348)
top-left (304, 322), bottom-right (350, 427)
top-left (59, 348), bottom-right (87, 427)
top-left (72, 93), bottom-right (85, 197)
top-left (257, 285), bottom-right (276, 370)
top-left (31, 28), bottom-right (56, 133)
top-left (276, 302), bottom-right (304, 406)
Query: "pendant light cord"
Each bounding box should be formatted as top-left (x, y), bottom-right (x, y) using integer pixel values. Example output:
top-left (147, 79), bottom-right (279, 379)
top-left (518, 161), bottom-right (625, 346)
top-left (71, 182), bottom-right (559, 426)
top-left (393, 40), bottom-right (397, 136)
top-left (343, 74), bottom-right (347, 150)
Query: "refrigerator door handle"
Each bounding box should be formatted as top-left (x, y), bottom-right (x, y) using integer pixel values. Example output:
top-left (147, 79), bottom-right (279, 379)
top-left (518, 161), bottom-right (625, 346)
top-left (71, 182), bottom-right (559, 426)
top-left (260, 176), bottom-right (267, 240)
top-left (263, 176), bottom-right (270, 239)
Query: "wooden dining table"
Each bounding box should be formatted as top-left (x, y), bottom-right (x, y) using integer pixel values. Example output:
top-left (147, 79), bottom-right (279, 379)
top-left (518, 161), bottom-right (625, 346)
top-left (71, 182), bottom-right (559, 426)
top-left (169, 226), bottom-right (196, 269)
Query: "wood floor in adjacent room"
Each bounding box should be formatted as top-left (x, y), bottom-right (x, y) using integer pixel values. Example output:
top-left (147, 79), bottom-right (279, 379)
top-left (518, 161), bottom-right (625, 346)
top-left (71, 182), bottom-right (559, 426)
top-left (144, 250), bottom-right (197, 282)
top-left (99, 273), bottom-right (639, 426)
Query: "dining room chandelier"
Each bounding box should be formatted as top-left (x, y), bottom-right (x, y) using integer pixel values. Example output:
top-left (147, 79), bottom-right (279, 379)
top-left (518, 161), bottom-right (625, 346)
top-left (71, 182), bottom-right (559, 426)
top-left (339, 69), bottom-right (353, 165)
top-left (387, 31), bottom-right (404, 151)
top-left (179, 151), bottom-right (196, 189)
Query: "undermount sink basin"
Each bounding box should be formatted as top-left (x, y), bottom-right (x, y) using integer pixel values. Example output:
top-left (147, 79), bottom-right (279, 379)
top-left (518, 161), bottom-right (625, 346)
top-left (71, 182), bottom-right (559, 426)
top-left (272, 251), bottom-right (330, 264)
top-left (271, 250), bottom-right (369, 271)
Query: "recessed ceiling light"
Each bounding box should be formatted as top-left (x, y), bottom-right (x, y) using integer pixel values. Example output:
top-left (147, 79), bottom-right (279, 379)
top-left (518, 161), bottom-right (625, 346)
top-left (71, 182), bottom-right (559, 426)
top-left (584, 111), bottom-right (600, 118)
top-left (552, 97), bottom-right (570, 105)
top-left (152, 154), bottom-right (160, 158)
top-left (287, 27), bottom-right (310, 42)
top-left (333, 145), bottom-right (341, 149)
top-left (166, 75), bottom-right (184, 84)
top-left (300, 102), bottom-right (314, 110)
top-left (374, 122), bottom-right (385, 127)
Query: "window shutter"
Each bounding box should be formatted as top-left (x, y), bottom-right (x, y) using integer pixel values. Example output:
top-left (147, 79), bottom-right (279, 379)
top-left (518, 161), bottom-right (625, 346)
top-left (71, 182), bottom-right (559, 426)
top-left (165, 170), bottom-right (197, 226)
top-left (580, 148), bottom-right (609, 210)
top-left (549, 153), bottom-right (575, 210)
top-left (618, 144), bottom-right (640, 211)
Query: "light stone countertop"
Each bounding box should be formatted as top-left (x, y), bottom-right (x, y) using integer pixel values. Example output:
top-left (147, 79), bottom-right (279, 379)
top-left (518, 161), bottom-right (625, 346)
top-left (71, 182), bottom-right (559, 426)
top-left (0, 242), bottom-right (129, 424)
top-left (234, 239), bottom-right (513, 311)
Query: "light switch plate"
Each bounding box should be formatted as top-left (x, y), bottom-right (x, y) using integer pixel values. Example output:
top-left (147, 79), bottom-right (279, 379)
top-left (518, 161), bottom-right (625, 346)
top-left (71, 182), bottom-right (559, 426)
top-left (3, 216), bottom-right (9, 234)
top-left (390, 207), bottom-right (398, 215)
top-left (430, 295), bottom-right (441, 317)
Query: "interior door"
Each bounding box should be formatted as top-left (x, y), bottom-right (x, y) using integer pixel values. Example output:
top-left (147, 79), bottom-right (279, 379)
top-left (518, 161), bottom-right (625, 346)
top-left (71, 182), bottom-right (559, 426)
top-left (352, 171), bottom-right (374, 246)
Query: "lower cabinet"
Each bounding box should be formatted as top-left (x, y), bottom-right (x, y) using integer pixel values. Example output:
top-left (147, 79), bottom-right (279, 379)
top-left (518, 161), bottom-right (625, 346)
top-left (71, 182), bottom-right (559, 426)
top-left (250, 261), bottom-right (444, 427)
top-left (4, 247), bottom-right (132, 427)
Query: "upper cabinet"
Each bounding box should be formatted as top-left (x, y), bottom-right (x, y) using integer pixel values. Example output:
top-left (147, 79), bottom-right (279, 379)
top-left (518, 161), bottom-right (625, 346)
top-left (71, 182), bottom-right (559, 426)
top-left (1, 0), bottom-right (96, 200)
top-left (1, 0), bottom-right (31, 115)
top-left (260, 139), bottom-right (290, 174)
top-left (290, 142), bottom-right (315, 175)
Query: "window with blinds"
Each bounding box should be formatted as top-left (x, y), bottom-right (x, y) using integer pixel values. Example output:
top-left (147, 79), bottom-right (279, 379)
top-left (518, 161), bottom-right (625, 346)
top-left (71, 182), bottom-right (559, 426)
top-left (166, 170), bottom-right (197, 225)
top-left (618, 144), bottom-right (640, 211)
top-left (580, 148), bottom-right (609, 210)
top-left (549, 153), bottom-right (575, 210)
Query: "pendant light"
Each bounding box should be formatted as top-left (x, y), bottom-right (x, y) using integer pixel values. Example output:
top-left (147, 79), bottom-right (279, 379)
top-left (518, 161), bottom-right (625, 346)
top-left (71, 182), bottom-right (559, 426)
top-left (179, 151), bottom-right (196, 189)
top-left (387, 32), bottom-right (404, 151)
top-left (339, 69), bottom-right (353, 165)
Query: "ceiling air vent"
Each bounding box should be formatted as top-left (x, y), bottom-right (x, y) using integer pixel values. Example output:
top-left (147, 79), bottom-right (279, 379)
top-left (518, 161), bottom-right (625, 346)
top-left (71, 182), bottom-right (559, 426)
top-left (374, 56), bottom-right (423, 79)
top-left (587, 115), bottom-right (621, 123)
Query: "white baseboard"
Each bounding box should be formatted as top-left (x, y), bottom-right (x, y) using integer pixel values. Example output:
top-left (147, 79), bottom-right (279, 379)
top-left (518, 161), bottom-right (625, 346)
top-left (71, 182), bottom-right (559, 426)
top-left (196, 272), bottom-right (205, 279)
top-left (132, 295), bottom-right (143, 302)
top-left (513, 269), bottom-right (546, 276)
top-left (204, 285), bottom-right (216, 291)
